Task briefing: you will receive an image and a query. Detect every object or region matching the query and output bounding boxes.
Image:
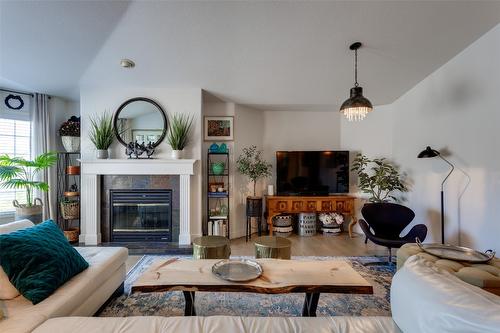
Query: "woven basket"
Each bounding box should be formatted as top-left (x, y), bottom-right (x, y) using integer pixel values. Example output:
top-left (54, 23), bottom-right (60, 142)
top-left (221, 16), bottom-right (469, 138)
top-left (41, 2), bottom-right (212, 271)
top-left (60, 201), bottom-right (80, 219)
top-left (64, 228), bottom-right (79, 243)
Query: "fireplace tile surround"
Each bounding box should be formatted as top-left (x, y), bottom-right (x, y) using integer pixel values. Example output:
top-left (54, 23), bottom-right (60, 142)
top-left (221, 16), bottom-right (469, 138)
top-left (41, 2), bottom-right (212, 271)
top-left (101, 175), bottom-right (180, 243)
top-left (80, 159), bottom-right (197, 245)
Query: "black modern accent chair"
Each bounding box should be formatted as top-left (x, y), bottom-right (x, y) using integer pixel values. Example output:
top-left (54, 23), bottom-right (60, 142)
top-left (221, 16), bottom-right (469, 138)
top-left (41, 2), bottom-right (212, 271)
top-left (359, 203), bottom-right (427, 264)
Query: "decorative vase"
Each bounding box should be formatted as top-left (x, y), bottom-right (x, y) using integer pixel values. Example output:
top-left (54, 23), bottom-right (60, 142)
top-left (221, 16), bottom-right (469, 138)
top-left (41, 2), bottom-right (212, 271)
top-left (61, 136), bottom-right (80, 152)
top-left (171, 150), bottom-right (183, 159)
top-left (96, 149), bottom-right (109, 159)
top-left (209, 143), bottom-right (219, 153)
top-left (211, 162), bottom-right (225, 175)
top-left (13, 198), bottom-right (43, 224)
top-left (218, 143), bottom-right (228, 153)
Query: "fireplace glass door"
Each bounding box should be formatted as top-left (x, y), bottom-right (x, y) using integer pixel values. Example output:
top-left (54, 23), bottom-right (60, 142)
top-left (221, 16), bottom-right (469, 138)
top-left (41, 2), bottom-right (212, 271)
top-left (110, 189), bottom-right (172, 242)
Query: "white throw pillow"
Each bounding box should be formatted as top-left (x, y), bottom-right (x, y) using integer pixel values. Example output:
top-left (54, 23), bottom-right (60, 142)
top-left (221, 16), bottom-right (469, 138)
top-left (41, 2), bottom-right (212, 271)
top-left (0, 219), bottom-right (35, 300)
top-left (391, 255), bottom-right (500, 333)
top-left (0, 267), bottom-right (19, 299)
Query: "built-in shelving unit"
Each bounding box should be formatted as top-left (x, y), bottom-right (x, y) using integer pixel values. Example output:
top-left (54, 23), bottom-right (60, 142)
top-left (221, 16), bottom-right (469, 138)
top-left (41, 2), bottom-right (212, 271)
top-left (206, 151), bottom-right (230, 238)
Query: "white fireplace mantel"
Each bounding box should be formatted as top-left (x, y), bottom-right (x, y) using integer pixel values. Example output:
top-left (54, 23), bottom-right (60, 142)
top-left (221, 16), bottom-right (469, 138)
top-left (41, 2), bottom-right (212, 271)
top-left (79, 158), bottom-right (197, 245)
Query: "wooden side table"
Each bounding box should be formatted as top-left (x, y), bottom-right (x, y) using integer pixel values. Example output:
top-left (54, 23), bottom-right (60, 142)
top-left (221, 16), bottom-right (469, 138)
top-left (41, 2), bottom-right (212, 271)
top-left (192, 236), bottom-right (230, 259)
top-left (254, 236), bottom-right (291, 259)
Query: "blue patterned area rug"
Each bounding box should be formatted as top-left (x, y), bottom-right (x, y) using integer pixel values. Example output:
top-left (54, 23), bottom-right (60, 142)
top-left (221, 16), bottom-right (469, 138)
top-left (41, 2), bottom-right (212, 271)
top-left (98, 256), bottom-right (395, 317)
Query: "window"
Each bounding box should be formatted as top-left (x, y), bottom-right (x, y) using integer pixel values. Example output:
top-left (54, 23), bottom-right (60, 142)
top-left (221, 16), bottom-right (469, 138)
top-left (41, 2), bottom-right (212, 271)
top-left (0, 118), bottom-right (31, 216)
top-left (0, 91), bottom-right (32, 221)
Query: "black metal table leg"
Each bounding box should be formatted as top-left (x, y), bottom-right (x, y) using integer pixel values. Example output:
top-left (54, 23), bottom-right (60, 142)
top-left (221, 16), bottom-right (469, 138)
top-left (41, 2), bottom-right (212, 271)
top-left (183, 291), bottom-right (196, 316)
top-left (302, 292), bottom-right (320, 317)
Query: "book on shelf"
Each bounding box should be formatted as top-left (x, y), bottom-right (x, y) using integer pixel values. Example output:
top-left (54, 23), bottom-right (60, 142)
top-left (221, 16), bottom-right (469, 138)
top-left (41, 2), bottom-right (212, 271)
top-left (209, 220), bottom-right (227, 236)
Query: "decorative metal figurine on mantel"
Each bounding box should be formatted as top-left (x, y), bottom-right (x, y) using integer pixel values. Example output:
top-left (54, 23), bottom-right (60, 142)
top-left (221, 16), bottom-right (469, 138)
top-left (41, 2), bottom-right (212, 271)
top-left (125, 141), bottom-right (155, 159)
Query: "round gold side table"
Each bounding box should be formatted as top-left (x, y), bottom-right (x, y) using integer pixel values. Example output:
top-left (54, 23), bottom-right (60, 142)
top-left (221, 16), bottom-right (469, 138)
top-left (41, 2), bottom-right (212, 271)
top-left (254, 236), bottom-right (291, 259)
top-left (192, 236), bottom-right (231, 259)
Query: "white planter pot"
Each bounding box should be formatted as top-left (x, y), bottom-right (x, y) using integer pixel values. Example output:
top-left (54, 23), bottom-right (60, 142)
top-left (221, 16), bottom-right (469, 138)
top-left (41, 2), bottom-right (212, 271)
top-left (14, 198), bottom-right (43, 224)
top-left (171, 150), bottom-right (183, 159)
top-left (96, 149), bottom-right (109, 159)
top-left (61, 136), bottom-right (80, 152)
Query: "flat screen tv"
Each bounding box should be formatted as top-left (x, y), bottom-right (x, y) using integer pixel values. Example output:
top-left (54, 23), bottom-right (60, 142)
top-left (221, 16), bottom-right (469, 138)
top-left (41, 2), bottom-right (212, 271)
top-left (276, 151), bottom-right (349, 195)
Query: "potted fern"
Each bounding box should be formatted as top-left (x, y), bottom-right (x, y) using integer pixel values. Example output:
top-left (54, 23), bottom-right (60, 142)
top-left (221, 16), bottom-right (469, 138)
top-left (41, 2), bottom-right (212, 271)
top-left (89, 111), bottom-right (115, 159)
top-left (0, 152), bottom-right (57, 223)
top-left (166, 113), bottom-right (194, 159)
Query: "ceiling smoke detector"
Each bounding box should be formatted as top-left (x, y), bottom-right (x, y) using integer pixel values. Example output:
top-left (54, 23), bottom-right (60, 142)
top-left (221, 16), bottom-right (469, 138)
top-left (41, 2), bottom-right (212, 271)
top-left (120, 59), bottom-right (135, 68)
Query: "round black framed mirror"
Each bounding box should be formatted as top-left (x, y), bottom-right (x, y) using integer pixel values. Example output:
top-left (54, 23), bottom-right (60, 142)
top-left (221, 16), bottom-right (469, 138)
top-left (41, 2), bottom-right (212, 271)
top-left (113, 97), bottom-right (167, 148)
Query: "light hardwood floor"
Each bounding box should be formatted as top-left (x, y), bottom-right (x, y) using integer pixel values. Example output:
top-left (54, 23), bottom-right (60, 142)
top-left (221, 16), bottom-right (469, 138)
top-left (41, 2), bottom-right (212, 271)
top-left (125, 232), bottom-right (387, 272)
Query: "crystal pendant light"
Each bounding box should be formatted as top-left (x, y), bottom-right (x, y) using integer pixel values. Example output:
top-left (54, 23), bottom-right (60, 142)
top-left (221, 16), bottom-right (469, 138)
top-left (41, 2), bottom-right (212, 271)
top-left (340, 42), bottom-right (373, 121)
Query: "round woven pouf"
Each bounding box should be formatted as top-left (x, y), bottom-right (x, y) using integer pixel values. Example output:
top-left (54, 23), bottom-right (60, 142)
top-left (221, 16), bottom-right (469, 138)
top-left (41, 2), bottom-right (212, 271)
top-left (273, 215), bottom-right (293, 237)
top-left (254, 236), bottom-right (291, 259)
top-left (192, 236), bottom-right (231, 259)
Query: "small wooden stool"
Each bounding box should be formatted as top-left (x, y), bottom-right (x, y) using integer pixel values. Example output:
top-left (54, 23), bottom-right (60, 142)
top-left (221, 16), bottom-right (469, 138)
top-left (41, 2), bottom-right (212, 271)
top-left (254, 236), bottom-right (291, 259)
top-left (192, 236), bottom-right (231, 259)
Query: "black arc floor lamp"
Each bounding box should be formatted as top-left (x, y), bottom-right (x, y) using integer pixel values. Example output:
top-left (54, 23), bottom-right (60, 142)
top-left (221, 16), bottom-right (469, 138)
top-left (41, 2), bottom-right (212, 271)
top-left (417, 146), bottom-right (454, 244)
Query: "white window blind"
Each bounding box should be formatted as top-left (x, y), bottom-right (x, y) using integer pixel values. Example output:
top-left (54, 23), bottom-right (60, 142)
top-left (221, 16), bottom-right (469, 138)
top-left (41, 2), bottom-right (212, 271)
top-left (0, 117), bottom-right (32, 215)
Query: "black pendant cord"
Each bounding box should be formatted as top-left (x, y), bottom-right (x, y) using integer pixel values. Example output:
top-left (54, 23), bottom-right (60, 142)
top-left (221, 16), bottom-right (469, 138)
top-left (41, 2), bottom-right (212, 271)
top-left (354, 48), bottom-right (359, 87)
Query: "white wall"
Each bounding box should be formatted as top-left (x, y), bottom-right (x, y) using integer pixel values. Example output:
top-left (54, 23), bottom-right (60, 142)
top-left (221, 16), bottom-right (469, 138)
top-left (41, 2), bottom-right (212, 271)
top-left (80, 87), bottom-right (203, 240)
top-left (49, 97), bottom-right (80, 152)
top-left (262, 110), bottom-right (342, 183)
top-left (342, 24), bottom-right (500, 250)
top-left (233, 104), bottom-right (265, 238)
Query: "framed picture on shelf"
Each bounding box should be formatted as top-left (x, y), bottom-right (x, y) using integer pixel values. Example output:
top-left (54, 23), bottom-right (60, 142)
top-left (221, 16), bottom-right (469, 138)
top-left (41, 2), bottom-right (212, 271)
top-left (204, 116), bottom-right (234, 141)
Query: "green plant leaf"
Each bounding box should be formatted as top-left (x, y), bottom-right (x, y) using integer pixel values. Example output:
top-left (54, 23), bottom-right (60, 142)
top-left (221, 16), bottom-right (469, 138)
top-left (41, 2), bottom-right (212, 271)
top-left (166, 113), bottom-right (194, 150)
top-left (89, 111), bottom-right (115, 149)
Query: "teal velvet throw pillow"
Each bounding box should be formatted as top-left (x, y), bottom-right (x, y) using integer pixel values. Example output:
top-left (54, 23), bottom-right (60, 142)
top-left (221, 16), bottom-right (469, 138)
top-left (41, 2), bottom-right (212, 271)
top-left (0, 220), bottom-right (89, 304)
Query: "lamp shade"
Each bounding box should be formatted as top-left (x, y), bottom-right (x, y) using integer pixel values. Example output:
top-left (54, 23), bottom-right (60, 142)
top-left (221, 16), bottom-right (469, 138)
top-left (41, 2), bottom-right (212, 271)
top-left (339, 87), bottom-right (373, 121)
top-left (417, 146), bottom-right (440, 158)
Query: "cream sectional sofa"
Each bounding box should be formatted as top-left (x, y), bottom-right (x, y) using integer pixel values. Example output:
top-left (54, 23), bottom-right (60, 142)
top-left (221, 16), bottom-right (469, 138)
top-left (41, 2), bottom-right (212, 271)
top-left (32, 255), bottom-right (500, 333)
top-left (0, 220), bottom-right (128, 333)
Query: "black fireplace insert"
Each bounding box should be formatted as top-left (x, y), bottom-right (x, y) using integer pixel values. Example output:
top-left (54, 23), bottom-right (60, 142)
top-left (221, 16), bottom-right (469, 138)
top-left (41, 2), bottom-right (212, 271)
top-left (110, 189), bottom-right (172, 242)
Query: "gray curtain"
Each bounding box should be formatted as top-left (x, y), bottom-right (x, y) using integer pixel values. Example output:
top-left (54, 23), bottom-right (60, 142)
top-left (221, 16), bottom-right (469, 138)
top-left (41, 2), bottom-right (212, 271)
top-left (31, 93), bottom-right (54, 220)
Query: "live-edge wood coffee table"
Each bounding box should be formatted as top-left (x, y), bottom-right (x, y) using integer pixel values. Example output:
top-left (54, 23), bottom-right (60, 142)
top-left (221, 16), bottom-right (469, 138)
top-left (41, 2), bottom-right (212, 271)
top-left (131, 258), bottom-right (373, 317)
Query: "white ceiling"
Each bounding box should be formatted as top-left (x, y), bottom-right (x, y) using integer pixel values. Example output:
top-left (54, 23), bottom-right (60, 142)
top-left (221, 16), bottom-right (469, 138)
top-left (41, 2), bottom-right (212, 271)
top-left (1, 1), bottom-right (500, 110)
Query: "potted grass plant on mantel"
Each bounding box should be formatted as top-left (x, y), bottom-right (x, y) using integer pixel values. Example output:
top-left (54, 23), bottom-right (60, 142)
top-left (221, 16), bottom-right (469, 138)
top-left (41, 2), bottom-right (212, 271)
top-left (0, 152), bottom-right (57, 223)
top-left (89, 111), bottom-right (116, 159)
top-left (166, 113), bottom-right (194, 159)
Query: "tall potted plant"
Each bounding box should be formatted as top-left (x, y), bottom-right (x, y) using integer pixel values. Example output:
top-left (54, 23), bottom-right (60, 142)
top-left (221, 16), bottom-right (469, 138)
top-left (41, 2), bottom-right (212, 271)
top-left (351, 153), bottom-right (408, 203)
top-left (0, 152), bottom-right (57, 223)
top-left (237, 146), bottom-right (271, 235)
top-left (166, 113), bottom-right (194, 159)
top-left (89, 112), bottom-right (115, 159)
top-left (236, 146), bottom-right (272, 198)
top-left (59, 116), bottom-right (80, 152)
